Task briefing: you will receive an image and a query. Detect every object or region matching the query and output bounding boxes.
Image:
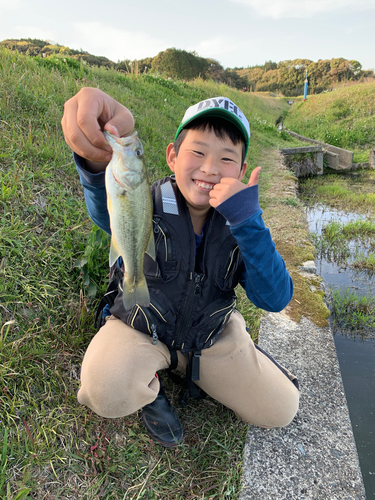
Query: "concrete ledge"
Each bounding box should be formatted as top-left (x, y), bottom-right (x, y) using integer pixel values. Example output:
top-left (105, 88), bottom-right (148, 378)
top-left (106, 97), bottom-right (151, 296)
top-left (240, 313), bottom-right (366, 500)
top-left (286, 130), bottom-right (354, 170)
top-left (281, 147), bottom-right (323, 176)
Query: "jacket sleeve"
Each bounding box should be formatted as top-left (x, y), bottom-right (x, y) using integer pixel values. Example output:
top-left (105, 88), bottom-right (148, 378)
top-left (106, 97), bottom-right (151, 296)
top-left (74, 153), bottom-right (111, 235)
top-left (215, 186), bottom-right (293, 312)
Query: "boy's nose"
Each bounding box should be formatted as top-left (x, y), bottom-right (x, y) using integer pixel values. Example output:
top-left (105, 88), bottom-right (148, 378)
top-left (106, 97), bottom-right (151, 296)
top-left (200, 157), bottom-right (218, 175)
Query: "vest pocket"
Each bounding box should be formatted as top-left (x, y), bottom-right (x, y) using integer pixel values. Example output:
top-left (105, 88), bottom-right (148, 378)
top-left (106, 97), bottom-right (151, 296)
top-left (214, 242), bottom-right (243, 291)
top-left (192, 297), bottom-right (236, 350)
top-left (144, 217), bottom-right (180, 283)
top-left (125, 288), bottom-right (178, 345)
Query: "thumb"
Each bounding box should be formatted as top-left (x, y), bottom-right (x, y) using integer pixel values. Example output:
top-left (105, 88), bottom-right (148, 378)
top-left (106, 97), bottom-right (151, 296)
top-left (247, 166), bottom-right (261, 187)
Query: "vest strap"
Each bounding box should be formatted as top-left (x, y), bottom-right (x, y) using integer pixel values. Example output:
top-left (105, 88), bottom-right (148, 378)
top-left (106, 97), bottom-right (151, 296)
top-left (161, 180), bottom-right (179, 215)
top-left (181, 352), bottom-right (206, 405)
top-left (167, 347), bottom-right (179, 372)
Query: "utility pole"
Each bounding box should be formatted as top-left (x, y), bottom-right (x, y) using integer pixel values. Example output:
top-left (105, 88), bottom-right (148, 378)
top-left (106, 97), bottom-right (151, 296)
top-left (303, 70), bottom-right (308, 101)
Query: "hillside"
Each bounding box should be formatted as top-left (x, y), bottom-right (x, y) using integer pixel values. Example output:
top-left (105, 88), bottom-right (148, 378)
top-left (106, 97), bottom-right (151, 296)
top-left (284, 81), bottom-right (375, 162)
top-left (236, 58), bottom-right (374, 96)
top-left (2, 38), bottom-right (374, 95)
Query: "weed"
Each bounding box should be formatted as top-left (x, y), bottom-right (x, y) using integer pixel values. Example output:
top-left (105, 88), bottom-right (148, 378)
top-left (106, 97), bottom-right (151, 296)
top-left (350, 252), bottom-right (375, 271)
top-left (328, 287), bottom-right (375, 339)
top-left (300, 171), bottom-right (375, 212)
top-left (281, 197), bottom-right (301, 207)
top-left (74, 226), bottom-right (111, 300)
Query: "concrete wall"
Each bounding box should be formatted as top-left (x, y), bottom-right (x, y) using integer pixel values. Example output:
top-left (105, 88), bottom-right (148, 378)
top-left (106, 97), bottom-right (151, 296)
top-left (287, 130), bottom-right (354, 170)
top-left (240, 313), bottom-right (366, 500)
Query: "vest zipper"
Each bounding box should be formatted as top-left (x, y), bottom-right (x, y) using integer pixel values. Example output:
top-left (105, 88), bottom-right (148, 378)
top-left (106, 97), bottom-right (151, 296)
top-left (151, 324), bottom-right (158, 345)
top-left (174, 272), bottom-right (204, 349)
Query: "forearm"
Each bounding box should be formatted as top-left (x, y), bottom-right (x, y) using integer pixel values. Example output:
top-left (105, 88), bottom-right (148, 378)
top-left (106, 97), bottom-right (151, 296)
top-left (233, 213), bottom-right (293, 312)
top-left (216, 186), bottom-right (293, 312)
top-left (75, 153), bottom-right (111, 234)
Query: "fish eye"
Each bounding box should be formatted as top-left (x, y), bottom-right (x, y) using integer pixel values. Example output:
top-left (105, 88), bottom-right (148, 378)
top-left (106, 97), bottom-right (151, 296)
top-left (135, 147), bottom-right (143, 157)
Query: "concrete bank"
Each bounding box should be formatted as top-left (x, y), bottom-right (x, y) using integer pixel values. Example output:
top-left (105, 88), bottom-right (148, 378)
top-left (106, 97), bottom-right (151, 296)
top-left (286, 130), bottom-right (354, 170)
top-left (240, 313), bottom-right (366, 500)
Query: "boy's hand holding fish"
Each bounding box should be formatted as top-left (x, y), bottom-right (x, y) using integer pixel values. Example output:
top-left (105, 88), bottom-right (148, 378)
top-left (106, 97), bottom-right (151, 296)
top-left (61, 87), bottom-right (134, 170)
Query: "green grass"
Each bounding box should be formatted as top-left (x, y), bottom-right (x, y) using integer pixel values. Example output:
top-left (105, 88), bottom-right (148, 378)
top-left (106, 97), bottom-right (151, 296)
top-left (299, 172), bottom-right (375, 211)
top-left (284, 82), bottom-right (375, 162)
top-left (351, 252), bottom-right (375, 271)
top-left (0, 46), bottom-right (302, 499)
top-left (312, 220), bottom-right (375, 269)
top-left (324, 219), bottom-right (375, 240)
top-left (329, 287), bottom-right (375, 339)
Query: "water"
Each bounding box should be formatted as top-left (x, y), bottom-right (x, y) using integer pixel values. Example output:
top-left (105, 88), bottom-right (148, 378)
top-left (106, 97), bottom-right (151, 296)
top-left (302, 199), bottom-right (375, 499)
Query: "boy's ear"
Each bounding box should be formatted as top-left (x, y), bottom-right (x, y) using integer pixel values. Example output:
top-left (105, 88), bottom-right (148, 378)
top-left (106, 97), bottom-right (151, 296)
top-left (239, 162), bottom-right (247, 181)
top-left (166, 143), bottom-right (176, 173)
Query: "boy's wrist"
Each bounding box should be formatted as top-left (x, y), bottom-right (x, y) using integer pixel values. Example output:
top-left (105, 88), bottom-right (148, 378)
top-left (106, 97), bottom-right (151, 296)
top-left (74, 152), bottom-right (106, 188)
top-left (73, 152), bottom-right (108, 174)
top-left (83, 159), bottom-right (109, 173)
top-left (215, 185), bottom-right (261, 226)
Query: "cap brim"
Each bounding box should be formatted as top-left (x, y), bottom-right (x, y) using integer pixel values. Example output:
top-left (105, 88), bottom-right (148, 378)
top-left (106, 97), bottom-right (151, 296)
top-left (175, 108), bottom-right (250, 156)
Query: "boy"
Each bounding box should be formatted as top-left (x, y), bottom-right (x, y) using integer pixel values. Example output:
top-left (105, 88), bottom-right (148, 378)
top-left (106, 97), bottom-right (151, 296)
top-left (62, 88), bottom-right (299, 447)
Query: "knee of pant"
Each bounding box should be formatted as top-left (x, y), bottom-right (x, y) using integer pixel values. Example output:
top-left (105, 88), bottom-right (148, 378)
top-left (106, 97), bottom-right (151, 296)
top-left (260, 391), bottom-right (300, 429)
top-left (78, 353), bottom-right (161, 418)
top-left (236, 386), bottom-right (300, 428)
top-left (78, 361), bottom-right (138, 417)
top-left (77, 374), bottom-right (153, 419)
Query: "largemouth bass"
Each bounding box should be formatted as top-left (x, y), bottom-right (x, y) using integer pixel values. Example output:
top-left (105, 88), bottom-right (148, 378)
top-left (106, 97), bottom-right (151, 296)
top-left (104, 131), bottom-right (155, 311)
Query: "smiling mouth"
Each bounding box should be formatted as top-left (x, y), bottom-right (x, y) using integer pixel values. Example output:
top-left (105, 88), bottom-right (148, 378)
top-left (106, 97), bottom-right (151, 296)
top-left (194, 180), bottom-right (215, 191)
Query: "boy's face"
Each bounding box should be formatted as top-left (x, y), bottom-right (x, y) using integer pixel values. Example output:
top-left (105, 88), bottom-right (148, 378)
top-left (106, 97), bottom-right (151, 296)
top-left (166, 128), bottom-right (247, 216)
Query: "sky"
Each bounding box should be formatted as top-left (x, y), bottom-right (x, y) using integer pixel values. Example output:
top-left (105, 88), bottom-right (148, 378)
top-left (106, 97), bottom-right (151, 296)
top-left (0, 0), bottom-right (374, 70)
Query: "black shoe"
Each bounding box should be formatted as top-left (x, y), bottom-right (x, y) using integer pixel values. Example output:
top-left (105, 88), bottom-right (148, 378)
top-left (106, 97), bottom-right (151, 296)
top-left (141, 384), bottom-right (183, 447)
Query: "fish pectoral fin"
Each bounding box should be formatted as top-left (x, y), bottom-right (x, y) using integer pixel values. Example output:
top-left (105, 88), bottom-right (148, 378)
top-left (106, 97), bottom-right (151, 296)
top-left (145, 231), bottom-right (156, 261)
top-left (109, 238), bottom-right (121, 267)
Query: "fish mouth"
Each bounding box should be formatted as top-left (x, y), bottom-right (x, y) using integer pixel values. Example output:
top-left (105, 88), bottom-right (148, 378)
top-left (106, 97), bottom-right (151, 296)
top-left (104, 130), bottom-right (138, 148)
top-left (193, 179), bottom-right (215, 191)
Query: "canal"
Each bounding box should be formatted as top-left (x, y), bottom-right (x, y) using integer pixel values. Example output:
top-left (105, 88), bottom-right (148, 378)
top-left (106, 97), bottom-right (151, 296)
top-left (299, 170), bottom-right (375, 500)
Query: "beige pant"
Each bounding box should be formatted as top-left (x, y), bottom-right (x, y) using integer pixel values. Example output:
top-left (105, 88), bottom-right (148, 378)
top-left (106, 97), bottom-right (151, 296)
top-left (77, 310), bottom-right (299, 428)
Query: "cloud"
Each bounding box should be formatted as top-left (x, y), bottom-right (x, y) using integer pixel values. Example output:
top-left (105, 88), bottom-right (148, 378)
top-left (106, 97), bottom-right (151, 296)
top-left (186, 37), bottom-right (243, 64)
top-left (0, 0), bottom-right (21, 11)
top-left (229, 0), bottom-right (375, 18)
top-left (71, 22), bottom-right (169, 61)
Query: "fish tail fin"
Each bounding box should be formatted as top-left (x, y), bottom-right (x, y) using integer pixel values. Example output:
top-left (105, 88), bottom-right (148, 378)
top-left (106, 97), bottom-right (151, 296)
top-left (123, 276), bottom-right (150, 311)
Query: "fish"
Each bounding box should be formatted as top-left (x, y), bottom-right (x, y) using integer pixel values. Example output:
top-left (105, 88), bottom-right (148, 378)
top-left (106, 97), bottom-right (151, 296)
top-left (104, 131), bottom-right (155, 311)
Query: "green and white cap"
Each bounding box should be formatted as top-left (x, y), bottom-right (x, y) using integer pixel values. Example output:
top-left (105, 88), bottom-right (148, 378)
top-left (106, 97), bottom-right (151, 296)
top-left (175, 97), bottom-right (250, 154)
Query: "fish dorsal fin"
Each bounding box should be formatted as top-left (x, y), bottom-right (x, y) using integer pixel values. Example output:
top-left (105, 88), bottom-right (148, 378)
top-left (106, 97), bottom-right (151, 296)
top-left (145, 230), bottom-right (156, 261)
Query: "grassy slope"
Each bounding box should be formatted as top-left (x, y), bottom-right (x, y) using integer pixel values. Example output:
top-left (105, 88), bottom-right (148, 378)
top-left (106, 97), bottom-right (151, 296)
top-left (284, 82), bottom-right (375, 162)
top-left (0, 47), bottom-right (309, 499)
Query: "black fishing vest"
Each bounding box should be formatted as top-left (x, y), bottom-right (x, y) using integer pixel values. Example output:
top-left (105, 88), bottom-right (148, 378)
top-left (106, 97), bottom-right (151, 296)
top-left (110, 176), bottom-right (244, 354)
